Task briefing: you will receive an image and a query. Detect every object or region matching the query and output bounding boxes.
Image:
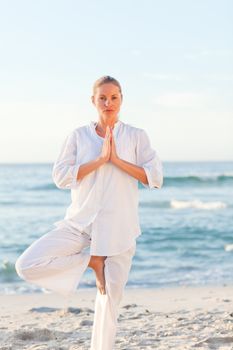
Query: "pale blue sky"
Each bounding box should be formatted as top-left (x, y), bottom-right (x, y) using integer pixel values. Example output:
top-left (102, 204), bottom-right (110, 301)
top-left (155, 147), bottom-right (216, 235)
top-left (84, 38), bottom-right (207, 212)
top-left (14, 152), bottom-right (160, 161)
top-left (0, 0), bottom-right (232, 162)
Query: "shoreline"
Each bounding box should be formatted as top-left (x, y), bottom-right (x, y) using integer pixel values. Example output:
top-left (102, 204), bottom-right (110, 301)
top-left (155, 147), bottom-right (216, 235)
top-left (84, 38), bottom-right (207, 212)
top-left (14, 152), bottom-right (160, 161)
top-left (1, 285), bottom-right (233, 349)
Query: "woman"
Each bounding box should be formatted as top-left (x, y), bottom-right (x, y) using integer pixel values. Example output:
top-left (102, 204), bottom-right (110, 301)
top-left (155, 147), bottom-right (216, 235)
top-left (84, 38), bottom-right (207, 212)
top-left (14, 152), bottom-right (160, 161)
top-left (15, 75), bottom-right (163, 350)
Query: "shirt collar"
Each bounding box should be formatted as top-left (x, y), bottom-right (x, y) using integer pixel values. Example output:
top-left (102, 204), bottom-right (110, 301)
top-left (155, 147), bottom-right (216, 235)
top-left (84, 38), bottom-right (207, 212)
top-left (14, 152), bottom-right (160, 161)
top-left (90, 119), bottom-right (122, 139)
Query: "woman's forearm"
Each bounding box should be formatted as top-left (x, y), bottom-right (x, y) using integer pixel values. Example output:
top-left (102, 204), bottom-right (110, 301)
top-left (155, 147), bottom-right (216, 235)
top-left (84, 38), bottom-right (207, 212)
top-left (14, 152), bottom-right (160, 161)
top-left (76, 157), bottom-right (105, 181)
top-left (112, 157), bottom-right (148, 185)
top-left (76, 156), bottom-right (149, 185)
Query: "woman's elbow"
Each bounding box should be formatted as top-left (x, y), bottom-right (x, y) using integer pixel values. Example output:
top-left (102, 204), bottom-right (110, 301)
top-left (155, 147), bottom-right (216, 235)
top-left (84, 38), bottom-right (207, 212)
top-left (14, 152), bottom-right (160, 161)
top-left (152, 171), bottom-right (163, 189)
top-left (155, 176), bottom-right (163, 189)
top-left (53, 177), bottom-right (68, 189)
top-left (52, 170), bottom-right (70, 189)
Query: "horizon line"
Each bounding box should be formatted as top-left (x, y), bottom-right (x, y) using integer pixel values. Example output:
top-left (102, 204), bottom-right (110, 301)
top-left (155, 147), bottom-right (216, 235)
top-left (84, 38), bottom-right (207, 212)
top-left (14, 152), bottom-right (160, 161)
top-left (1, 160), bottom-right (233, 165)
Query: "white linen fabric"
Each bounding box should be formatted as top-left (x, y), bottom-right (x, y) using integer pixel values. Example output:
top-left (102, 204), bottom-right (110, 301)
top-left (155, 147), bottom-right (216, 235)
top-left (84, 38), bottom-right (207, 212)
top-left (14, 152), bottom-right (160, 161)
top-left (52, 119), bottom-right (163, 256)
top-left (15, 226), bottom-right (136, 350)
top-left (15, 119), bottom-right (163, 349)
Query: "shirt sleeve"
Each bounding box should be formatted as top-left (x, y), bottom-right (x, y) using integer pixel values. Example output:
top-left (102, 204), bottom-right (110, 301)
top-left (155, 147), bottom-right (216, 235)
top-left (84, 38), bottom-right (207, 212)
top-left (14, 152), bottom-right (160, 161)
top-left (136, 129), bottom-right (163, 189)
top-left (52, 130), bottom-right (81, 190)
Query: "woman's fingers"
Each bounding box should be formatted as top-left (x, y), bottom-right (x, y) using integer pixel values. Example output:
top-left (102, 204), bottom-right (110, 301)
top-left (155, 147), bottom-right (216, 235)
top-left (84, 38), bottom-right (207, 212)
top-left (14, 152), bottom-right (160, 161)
top-left (105, 126), bottom-right (110, 141)
top-left (103, 127), bottom-right (110, 160)
top-left (100, 125), bottom-right (113, 162)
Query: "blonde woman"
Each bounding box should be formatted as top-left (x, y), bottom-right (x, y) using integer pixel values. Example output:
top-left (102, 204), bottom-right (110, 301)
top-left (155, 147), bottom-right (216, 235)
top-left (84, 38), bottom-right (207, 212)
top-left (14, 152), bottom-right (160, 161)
top-left (15, 75), bottom-right (163, 350)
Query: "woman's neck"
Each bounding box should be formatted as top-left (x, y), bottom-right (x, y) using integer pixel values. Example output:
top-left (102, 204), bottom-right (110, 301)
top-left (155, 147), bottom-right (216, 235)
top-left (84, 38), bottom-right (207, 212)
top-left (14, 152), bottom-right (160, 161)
top-left (96, 118), bottom-right (118, 133)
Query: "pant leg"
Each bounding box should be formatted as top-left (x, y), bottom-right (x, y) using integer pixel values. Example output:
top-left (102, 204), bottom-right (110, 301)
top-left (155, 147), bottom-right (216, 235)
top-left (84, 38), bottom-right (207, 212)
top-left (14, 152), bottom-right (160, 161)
top-left (90, 241), bottom-right (136, 350)
top-left (15, 226), bottom-right (91, 297)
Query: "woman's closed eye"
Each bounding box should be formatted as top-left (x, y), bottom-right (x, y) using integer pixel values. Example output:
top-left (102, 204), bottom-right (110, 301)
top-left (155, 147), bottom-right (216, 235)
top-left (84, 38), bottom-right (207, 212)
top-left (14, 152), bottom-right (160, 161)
top-left (99, 97), bottom-right (117, 100)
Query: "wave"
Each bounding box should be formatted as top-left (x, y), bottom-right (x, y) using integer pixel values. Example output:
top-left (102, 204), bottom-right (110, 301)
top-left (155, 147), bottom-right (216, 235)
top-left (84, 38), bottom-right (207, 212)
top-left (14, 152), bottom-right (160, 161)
top-left (0, 200), bottom-right (64, 206)
top-left (35, 175), bottom-right (233, 191)
top-left (163, 174), bottom-right (233, 187)
top-left (2, 174), bottom-right (232, 193)
top-left (0, 260), bottom-right (18, 282)
top-left (170, 199), bottom-right (227, 210)
top-left (139, 199), bottom-right (228, 210)
top-left (140, 200), bottom-right (170, 208)
top-left (0, 197), bottom-right (229, 210)
top-left (27, 183), bottom-right (57, 191)
top-left (224, 244), bottom-right (233, 252)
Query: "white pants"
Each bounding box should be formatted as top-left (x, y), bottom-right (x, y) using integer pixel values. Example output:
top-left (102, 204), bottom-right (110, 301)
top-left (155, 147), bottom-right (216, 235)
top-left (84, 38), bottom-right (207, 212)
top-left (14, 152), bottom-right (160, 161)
top-left (15, 225), bottom-right (136, 350)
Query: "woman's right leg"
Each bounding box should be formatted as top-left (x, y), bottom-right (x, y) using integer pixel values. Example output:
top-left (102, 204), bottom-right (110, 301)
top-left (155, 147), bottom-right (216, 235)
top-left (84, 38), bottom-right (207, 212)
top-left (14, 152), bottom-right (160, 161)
top-left (88, 255), bottom-right (107, 295)
top-left (15, 226), bottom-right (91, 297)
top-left (90, 242), bottom-right (136, 350)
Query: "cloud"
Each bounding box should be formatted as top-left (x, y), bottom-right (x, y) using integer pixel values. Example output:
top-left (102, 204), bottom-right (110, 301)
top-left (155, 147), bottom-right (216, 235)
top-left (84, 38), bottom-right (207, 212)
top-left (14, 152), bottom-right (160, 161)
top-left (152, 92), bottom-right (204, 107)
top-left (142, 73), bottom-right (184, 81)
top-left (207, 74), bottom-right (233, 81)
top-left (184, 49), bottom-right (233, 60)
top-left (143, 72), bottom-right (233, 82)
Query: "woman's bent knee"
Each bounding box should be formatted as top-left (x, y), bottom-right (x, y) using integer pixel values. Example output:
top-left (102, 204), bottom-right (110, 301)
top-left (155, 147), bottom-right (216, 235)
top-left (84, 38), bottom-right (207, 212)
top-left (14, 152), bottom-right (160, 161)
top-left (15, 256), bottom-right (29, 280)
top-left (15, 252), bottom-right (38, 281)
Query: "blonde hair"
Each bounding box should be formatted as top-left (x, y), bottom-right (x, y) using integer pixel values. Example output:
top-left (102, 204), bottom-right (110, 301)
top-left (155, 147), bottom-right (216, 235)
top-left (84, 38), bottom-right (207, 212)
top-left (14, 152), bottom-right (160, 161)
top-left (93, 75), bottom-right (122, 97)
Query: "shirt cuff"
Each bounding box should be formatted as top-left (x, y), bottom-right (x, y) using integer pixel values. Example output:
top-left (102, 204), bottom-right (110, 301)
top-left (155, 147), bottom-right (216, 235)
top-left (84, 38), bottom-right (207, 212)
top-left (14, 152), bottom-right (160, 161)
top-left (141, 165), bottom-right (162, 189)
top-left (71, 164), bottom-right (82, 189)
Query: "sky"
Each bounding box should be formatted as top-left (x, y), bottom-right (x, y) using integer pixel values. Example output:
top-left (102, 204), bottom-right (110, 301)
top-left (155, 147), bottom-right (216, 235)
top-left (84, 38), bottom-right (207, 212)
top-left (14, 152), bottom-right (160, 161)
top-left (0, 0), bottom-right (233, 162)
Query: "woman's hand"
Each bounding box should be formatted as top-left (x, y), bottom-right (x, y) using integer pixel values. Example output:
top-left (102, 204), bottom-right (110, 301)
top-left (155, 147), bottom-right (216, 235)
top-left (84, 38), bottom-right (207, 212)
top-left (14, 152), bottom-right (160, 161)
top-left (99, 126), bottom-right (119, 164)
top-left (109, 127), bottom-right (119, 163)
top-left (100, 125), bottom-right (111, 162)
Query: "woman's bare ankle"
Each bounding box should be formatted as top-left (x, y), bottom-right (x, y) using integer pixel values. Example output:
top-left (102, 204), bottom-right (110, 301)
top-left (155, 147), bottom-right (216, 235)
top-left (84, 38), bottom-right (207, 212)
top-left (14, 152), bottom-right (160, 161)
top-left (88, 255), bottom-right (107, 294)
top-left (88, 255), bottom-right (107, 270)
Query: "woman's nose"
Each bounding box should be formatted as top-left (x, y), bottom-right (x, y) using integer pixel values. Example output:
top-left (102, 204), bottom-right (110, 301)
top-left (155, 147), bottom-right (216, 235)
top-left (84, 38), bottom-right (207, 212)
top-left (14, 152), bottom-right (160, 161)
top-left (104, 100), bottom-right (111, 106)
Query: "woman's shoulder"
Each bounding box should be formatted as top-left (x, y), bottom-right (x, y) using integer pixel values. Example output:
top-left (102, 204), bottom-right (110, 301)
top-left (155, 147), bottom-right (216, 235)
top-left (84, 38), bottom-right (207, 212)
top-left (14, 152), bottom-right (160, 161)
top-left (122, 121), bottom-right (145, 137)
top-left (68, 123), bottom-right (91, 138)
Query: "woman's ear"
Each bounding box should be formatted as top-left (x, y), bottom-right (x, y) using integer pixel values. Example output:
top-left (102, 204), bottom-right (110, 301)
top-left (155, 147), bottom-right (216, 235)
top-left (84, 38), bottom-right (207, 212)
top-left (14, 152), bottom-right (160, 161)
top-left (91, 95), bottom-right (95, 105)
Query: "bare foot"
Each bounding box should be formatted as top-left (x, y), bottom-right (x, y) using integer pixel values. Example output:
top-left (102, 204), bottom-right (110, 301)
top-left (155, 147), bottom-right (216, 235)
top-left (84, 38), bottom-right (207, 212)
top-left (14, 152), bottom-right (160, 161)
top-left (88, 256), bottom-right (107, 295)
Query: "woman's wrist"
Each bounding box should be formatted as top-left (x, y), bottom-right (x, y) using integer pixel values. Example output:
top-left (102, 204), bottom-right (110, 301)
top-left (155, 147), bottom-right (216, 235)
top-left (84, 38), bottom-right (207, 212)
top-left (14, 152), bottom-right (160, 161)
top-left (110, 155), bottom-right (119, 165)
top-left (96, 156), bottom-right (107, 166)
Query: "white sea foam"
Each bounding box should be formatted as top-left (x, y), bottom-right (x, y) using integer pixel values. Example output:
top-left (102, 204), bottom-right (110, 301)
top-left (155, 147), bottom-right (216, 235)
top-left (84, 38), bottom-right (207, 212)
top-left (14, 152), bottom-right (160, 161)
top-left (224, 244), bottom-right (233, 252)
top-left (170, 199), bottom-right (227, 210)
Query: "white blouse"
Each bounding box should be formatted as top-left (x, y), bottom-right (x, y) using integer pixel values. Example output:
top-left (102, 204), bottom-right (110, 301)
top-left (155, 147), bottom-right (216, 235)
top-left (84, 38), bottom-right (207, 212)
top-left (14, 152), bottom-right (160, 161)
top-left (52, 119), bottom-right (163, 256)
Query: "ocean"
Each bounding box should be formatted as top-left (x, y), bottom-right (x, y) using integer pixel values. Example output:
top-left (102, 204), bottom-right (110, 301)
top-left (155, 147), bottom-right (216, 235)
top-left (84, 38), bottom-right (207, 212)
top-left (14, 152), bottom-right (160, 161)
top-left (0, 161), bottom-right (233, 294)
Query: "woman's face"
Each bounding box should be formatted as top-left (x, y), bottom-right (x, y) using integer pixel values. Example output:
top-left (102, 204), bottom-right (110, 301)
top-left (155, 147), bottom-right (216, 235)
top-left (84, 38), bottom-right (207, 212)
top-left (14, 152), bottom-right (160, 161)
top-left (92, 83), bottom-right (122, 122)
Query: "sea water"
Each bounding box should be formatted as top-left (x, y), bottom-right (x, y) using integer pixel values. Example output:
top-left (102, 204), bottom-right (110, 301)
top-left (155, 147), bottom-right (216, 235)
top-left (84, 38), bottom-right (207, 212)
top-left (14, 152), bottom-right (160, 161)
top-left (0, 161), bottom-right (233, 294)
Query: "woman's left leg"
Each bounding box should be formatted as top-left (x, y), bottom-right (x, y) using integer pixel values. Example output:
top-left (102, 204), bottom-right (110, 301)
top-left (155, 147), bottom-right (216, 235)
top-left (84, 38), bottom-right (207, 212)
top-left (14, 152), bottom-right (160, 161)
top-left (90, 241), bottom-right (136, 350)
top-left (15, 226), bottom-right (91, 297)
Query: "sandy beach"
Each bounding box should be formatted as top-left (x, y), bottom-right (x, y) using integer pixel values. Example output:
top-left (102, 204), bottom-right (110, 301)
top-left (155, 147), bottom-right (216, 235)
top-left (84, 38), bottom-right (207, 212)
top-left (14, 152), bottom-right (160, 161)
top-left (1, 285), bottom-right (233, 349)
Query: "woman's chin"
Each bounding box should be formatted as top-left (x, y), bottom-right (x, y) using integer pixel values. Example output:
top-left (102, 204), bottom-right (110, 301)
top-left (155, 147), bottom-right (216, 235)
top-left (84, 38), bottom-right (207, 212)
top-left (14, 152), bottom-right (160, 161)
top-left (101, 114), bottom-right (118, 121)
